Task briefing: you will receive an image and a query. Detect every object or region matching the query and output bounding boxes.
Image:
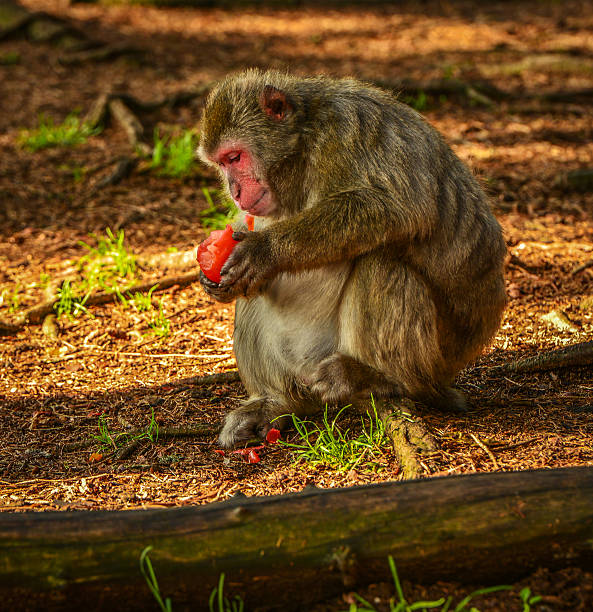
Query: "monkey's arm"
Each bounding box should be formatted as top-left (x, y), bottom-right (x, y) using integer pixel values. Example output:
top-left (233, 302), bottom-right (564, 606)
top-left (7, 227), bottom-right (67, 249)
top-left (218, 184), bottom-right (438, 299)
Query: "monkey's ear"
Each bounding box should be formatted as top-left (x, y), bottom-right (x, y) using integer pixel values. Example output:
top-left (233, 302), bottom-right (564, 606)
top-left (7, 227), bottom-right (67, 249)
top-left (260, 85), bottom-right (292, 121)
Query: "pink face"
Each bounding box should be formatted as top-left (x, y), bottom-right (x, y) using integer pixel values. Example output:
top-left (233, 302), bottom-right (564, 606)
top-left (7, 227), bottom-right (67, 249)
top-left (212, 144), bottom-right (275, 217)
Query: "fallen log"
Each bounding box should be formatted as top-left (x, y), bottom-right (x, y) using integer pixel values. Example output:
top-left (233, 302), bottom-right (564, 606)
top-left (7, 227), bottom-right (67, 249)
top-left (1, 466), bottom-right (593, 611)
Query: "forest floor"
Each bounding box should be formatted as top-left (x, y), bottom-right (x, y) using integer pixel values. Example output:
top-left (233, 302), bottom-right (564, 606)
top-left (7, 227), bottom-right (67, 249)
top-left (1, 0), bottom-right (593, 609)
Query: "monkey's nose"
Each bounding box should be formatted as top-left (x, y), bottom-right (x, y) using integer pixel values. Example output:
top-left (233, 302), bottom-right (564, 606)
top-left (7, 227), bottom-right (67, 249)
top-left (231, 182), bottom-right (241, 201)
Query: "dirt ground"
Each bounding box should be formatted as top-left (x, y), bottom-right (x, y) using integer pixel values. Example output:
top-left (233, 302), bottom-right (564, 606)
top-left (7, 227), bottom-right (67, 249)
top-left (1, 0), bottom-right (593, 609)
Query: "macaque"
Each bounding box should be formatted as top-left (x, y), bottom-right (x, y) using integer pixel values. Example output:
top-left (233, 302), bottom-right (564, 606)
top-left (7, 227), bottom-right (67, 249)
top-left (197, 69), bottom-right (506, 448)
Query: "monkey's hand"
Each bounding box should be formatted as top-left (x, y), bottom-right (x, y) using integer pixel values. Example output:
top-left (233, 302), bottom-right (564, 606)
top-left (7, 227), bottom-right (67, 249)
top-left (199, 270), bottom-right (238, 303)
top-left (218, 231), bottom-right (276, 299)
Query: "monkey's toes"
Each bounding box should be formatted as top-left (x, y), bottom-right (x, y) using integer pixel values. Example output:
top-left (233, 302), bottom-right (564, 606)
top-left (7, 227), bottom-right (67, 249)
top-left (218, 401), bottom-right (288, 448)
top-left (427, 387), bottom-right (468, 413)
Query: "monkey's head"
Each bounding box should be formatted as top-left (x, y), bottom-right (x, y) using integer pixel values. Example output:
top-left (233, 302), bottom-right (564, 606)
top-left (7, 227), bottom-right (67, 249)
top-left (198, 70), bottom-right (308, 218)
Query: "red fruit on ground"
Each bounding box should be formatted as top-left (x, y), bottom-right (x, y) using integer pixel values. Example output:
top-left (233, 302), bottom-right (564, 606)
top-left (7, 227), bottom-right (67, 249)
top-left (247, 449), bottom-right (261, 463)
top-left (266, 428), bottom-right (281, 443)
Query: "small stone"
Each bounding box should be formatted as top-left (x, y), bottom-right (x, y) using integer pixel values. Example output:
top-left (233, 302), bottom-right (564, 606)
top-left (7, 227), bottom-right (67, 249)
top-left (540, 309), bottom-right (579, 333)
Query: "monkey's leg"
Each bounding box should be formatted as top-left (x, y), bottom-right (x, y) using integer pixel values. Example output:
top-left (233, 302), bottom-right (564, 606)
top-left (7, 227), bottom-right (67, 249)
top-left (334, 253), bottom-right (467, 413)
top-left (310, 353), bottom-right (398, 405)
top-left (218, 396), bottom-right (296, 448)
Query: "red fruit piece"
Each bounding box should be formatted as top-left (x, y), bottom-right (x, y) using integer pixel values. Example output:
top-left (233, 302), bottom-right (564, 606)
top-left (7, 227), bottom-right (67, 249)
top-left (245, 214), bottom-right (255, 231)
top-left (197, 224), bottom-right (238, 283)
top-left (247, 449), bottom-right (260, 463)
top-left (266, 428), bottom-right (281, 443)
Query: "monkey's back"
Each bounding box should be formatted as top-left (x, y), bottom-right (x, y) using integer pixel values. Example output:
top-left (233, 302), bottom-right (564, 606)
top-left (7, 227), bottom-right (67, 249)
top-left (303, 77), bottom-right (507, 369)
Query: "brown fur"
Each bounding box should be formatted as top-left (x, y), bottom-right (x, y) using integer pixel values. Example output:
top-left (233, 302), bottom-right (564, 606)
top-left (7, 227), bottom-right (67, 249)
top-left (197, 70), bottom-right (507, 448)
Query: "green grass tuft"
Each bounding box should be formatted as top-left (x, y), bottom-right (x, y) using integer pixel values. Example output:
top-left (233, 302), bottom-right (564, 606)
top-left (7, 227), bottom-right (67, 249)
top-left (0, 51), bottom-right (20, 65)
top-left (282, 399), bottom-right (388, 472)
top-left (140, 547), bottom-right (245, 612)
top-left (209, 573), bottom-right (245, 612)
top-left (94, 409), bottom-right (159, 450)
top-left (54, 228), bottom-right (138, 318)
top-left (149, 299), bottom-right (171, 337)
top-left (20, 112), bottom-right (101, 151)
top-left (200, 187), bottom-right (237, 230)
top-left (345, 555), bottom-right (515, 612)
top-left (140, 547), bottom-right (173, 612)
top-left (151, 128), bottom-right (197, 177)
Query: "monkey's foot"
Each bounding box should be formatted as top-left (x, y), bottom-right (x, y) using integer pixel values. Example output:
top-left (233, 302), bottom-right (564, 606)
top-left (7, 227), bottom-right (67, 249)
top-left (218, 398), bottom-right (290, 448)
top-left (425, 387), bottom-right (468, 414)
top-left (375, 398), bottom-right (438, 480)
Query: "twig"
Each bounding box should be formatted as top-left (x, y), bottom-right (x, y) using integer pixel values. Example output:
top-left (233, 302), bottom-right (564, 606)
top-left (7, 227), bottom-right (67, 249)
top-left (507, 253), bottom-right (539, 274)
top-left (88, 349), bottom-right (232, 360)
top-left (172, 370), bottom-right (240, 386)
top-left (60, 43), bottom-right (143, 66)
top-left (113, 439), bottom-right (142, 461)
top-left (571, 259), bottom-right (593, 276)
top-left (469, 433), bottom-right (499, 470)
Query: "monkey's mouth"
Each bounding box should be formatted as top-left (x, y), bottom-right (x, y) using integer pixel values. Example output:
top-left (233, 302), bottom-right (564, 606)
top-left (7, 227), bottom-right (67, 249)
top-left (240, 189), bottom-right (272, 216)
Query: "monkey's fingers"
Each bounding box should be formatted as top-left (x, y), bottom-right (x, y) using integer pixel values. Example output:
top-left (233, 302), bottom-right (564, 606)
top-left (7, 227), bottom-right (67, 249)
top-left (219, 249), bottom-right (254, 291)
top-left (199, 270), bottom-right (237, 303)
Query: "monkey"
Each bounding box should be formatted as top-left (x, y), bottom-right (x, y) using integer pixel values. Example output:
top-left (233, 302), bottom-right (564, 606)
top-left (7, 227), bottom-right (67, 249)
top-left (197, 69), bottom-right (507, 449)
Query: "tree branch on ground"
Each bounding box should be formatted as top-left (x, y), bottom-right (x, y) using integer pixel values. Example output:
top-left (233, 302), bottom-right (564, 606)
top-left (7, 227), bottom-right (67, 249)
top-left (377, 77), bottom-right (593, 107)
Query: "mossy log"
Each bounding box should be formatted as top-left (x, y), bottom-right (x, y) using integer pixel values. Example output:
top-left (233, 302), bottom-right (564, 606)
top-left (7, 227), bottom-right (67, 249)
top-left (1, 466), bottom-right (593, 610)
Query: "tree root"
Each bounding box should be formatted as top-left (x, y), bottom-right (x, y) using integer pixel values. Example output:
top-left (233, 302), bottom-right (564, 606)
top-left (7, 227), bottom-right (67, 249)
top-left (375, 398), bottom-right (438, 480)
top-left (377, 77), bottom-right (593, 107)
top-left (59, 43), bottom-right (143, 66)
top-left (0, 0), bottom-right (141, 60)
top-left (555, 168), bottom-right (593, 193)
top-left (376, 77), bottom-right (502, 106)
top-left (0, 320), bottom-right (24, 337)
top-left (496, 341), bottom-right (593, 374)
top-left (82, 86), bottom-right (212, 166)
top-left (108, 97), bottom-right (148, 152)
top-left (91, 156), bottom-right (138, 192)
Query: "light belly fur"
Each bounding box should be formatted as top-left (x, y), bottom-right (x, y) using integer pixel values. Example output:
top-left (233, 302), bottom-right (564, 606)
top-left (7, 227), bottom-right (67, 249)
top-left (234, 262), bottom-right (352, 397)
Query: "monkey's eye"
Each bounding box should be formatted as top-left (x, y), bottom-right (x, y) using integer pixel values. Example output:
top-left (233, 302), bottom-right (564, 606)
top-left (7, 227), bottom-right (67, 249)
top-left (227, 152), bottom-right (241, 164)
